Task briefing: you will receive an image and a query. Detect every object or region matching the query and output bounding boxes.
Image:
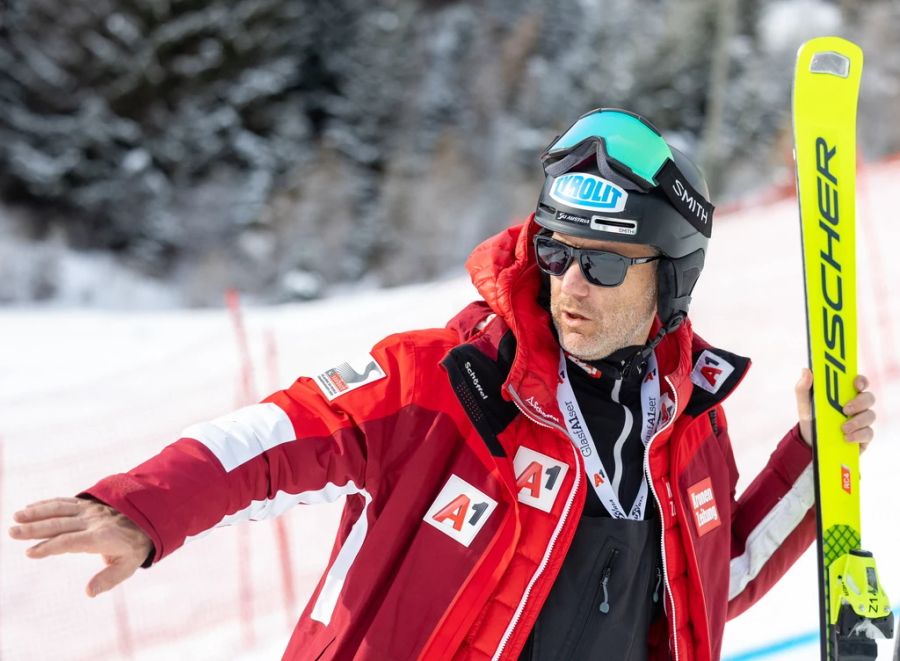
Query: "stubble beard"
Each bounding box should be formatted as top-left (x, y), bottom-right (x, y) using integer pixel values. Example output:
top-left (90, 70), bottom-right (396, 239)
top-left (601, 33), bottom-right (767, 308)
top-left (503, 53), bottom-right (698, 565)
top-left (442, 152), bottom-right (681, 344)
top-left (551, 284), bottom-right (658, 361)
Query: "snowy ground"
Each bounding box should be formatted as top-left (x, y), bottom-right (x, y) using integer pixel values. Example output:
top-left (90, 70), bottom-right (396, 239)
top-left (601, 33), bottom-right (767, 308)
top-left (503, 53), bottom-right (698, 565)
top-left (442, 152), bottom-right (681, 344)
top-left (2, 158), bottom-right (899, 659)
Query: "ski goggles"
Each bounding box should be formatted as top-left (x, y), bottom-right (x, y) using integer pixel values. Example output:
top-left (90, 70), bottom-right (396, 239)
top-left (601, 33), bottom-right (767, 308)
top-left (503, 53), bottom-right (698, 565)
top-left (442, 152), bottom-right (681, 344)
top-left (533, 234), bottom-right (660, 287)
top-left (541, 108), bottom-right (714, 237)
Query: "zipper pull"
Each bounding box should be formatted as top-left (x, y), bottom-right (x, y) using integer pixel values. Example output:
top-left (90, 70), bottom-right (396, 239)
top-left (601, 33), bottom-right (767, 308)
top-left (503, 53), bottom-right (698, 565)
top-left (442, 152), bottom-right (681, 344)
top-left (653, 566), bottom-right (662, 604)
top-left (598, 549), bottom-right (619, 614)
top-left (599, 571), bottom-right (611, 613)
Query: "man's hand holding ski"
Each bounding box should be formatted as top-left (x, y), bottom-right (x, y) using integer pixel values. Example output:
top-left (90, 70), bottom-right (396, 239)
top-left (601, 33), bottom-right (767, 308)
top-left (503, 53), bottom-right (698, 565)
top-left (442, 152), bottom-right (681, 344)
top-left (795, 368), bottom-right (877, 453)
top-left (8, 497), bottom-right (152, 597)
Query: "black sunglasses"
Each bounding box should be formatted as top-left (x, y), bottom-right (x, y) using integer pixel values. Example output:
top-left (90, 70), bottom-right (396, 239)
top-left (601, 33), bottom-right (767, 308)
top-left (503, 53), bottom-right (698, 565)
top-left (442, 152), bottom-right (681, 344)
top-left (533, 234), bottom-right (660, 287)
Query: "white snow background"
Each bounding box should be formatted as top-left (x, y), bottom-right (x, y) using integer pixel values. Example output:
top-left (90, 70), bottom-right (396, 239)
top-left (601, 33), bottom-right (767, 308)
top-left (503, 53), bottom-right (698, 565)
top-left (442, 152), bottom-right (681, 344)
top-left (2, 158), bottom-right (899, 660)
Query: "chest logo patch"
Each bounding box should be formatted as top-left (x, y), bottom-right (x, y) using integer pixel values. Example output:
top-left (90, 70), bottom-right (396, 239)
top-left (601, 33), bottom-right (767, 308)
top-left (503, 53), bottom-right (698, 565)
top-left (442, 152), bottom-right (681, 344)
top-left (424, 475), bottom-right (498, 547)
top-left (687, 477), bottom-right (721, 537)
top-left (513, 446), bottom-right (569, 513)
top-left (314, 353), bottom-right (386, 401)
top-left (690, 350), bottom-right (735, 395)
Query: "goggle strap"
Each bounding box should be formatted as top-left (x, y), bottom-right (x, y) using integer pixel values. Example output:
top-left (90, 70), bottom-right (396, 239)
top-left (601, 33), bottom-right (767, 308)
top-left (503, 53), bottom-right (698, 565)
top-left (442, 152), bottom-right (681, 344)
top-left (594, 140), bottom-right (647, 192)
top-left (543, 139), bottom-right (647, 192)
top-left (543, 141), bottom-right (595, 178)
top-left (655, 159), bottom-right (714, 238)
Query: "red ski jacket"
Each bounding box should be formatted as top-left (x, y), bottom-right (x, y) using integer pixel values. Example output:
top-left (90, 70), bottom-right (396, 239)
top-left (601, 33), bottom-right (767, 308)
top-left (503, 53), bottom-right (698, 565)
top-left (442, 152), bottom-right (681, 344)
top-left (84, 217), bottom-right (816, 661)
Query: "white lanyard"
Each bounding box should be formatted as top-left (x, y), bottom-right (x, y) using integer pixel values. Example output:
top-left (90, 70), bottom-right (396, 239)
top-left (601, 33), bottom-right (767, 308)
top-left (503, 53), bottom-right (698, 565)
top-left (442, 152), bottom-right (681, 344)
top-left (557, 349), bottom-right (661, 520)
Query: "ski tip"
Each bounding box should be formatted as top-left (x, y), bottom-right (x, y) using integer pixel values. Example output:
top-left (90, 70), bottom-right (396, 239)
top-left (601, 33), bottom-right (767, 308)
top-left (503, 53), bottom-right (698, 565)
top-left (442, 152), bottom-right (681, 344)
top-left (797, 36), bottom-right (864, 72)
top-left (794, 36), bottom-right (864, 94)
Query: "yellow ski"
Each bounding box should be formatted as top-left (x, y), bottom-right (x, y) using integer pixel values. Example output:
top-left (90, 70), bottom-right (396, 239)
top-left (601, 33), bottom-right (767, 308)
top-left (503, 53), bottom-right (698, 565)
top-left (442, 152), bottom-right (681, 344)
top-left (793, 36), bottom-right (893, 659)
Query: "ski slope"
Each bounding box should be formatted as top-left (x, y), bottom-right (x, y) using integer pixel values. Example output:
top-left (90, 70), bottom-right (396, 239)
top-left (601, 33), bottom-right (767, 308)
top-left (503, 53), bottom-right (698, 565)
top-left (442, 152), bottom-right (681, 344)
top-left (2, 158), bottom-right (899, 660)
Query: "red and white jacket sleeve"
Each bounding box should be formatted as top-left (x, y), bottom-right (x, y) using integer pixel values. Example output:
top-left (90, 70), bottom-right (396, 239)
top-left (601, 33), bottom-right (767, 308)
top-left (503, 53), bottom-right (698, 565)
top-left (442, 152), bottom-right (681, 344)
top-left (82, 337), bottom-right (410, 565)
top-left (721, 408), bottom-right (817, 618)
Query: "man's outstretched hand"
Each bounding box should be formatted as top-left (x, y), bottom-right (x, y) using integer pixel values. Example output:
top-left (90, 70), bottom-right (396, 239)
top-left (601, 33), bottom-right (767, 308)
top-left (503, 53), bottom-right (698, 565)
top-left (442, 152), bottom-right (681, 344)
top-left (795, 368), bottom-right (876, 453)
top-left (8, 497), bottom-right (152, 597)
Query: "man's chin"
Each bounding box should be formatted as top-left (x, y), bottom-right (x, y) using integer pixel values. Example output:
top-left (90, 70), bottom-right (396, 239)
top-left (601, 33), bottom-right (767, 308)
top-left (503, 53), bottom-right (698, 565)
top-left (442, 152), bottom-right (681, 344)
top-left (559, 331), bottom-right (607, 362)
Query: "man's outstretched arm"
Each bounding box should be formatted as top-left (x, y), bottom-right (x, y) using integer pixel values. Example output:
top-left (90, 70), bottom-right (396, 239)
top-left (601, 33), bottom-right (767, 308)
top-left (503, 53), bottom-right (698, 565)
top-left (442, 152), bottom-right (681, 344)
top-left (8, 336), bottom-right (416, 596)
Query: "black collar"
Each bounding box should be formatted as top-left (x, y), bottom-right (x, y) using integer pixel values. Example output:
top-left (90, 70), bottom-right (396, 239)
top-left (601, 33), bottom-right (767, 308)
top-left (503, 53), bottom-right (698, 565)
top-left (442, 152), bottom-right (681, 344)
top-left (564, 345), bottom-right (647, 400)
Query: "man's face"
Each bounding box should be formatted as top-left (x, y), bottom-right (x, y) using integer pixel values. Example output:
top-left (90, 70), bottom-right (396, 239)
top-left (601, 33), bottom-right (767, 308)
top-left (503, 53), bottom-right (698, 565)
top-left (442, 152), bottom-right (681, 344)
top-left (547, 232), bottom-right (659, 361)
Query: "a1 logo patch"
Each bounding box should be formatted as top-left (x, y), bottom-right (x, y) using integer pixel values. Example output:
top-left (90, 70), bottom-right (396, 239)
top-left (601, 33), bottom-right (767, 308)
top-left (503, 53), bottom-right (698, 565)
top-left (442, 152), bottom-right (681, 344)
top-left (687, 477), bottom-right (721, 537)
top-left (514, 446), bottom-right (569, 513)
top-left (690, 350), bottom-right (735, 395)
top-left (424, 475), bottom-right (498, 547)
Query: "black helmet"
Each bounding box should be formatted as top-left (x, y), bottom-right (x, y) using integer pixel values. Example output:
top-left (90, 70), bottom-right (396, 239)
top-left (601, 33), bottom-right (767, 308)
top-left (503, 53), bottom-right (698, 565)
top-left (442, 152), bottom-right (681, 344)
top-left (535, 109), bottom-right (713, 331)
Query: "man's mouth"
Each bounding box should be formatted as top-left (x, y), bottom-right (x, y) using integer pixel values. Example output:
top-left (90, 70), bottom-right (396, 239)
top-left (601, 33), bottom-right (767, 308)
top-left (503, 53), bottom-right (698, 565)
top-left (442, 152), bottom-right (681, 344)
top-left (562, 309), bottom-right (590, 323)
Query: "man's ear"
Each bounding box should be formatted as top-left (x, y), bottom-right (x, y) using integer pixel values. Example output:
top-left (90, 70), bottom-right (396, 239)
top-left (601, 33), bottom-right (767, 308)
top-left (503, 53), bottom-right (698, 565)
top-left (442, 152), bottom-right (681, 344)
top-left (656, 249), bottom-right (704, 322)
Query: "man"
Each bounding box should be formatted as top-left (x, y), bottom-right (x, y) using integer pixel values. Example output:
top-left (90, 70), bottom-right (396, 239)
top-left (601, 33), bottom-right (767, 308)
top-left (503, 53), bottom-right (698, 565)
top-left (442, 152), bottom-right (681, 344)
top-left (10, 108), bottom-right (878, 660)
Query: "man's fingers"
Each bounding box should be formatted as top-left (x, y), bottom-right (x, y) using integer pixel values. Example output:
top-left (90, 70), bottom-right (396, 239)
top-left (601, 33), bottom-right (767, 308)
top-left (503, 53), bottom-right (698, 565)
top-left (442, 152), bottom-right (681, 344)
top-left (14, 499), bottom-right (83, 523)
top-left (9, 516), bottom-right (86, 540)
top-left (842, 409), bottom-right (876, 435)
top-left (25, 530), bottom-right (104, 558)
top-left (87, 558), bottom-right (140, 597)
top-left (21, 497), bottom-right (82, 508)
top-left (843, 390), bottom-right (875, 415)
top-left (845, 427), bottom-right (874, 445)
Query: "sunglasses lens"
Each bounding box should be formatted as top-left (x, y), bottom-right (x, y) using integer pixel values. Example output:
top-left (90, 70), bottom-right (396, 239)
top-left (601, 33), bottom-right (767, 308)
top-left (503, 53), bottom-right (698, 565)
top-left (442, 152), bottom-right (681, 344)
top-left (581, 252), bottom-right (628, 286)
top-left (535, 236), bottom-right (631, 287)
top-left (535, 238), bottom-right (572, 276)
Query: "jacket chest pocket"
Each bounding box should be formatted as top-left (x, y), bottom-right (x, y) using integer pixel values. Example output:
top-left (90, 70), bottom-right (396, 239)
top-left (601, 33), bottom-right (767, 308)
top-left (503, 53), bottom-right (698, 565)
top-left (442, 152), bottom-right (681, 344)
top-left (527, 515), bottom-right (662, 660)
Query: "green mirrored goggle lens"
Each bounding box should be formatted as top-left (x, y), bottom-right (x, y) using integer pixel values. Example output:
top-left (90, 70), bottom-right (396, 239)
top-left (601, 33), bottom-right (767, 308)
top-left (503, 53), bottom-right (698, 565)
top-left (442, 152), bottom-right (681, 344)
top-left (546, 110), bottom-right (673, 185)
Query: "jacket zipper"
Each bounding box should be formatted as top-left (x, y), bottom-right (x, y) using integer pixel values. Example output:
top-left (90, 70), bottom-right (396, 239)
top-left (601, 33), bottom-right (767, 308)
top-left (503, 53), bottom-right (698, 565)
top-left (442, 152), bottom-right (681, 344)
top-left (644, 375), bottom-right (681, 661)
top-left (597, 548), bottom-right (619, 614)
top-left (491, 385), bottom-right (581, 661)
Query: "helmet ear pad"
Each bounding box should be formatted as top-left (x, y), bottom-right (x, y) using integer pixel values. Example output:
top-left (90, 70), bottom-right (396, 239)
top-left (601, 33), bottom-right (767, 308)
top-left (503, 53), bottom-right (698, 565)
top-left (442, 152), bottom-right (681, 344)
top-left (656, 248), bottom-right (705, 329)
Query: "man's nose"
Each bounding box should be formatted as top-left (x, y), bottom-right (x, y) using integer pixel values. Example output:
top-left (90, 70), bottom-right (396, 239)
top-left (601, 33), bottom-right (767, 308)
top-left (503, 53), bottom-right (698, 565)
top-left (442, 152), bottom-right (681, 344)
top-left (559, 259), bottom-right (591, 297)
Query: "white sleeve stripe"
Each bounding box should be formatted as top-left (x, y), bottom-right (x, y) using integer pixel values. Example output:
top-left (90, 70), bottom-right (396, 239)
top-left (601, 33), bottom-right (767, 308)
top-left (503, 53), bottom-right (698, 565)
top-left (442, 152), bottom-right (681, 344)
top-left (309, 482), bottom-right (372, 625)
top-left (728, 464), bottom-right (815, 602)
top-left (182, 488), bottom-right (314, 545)
top-left (181, 481), bottom-right (371, 628)
top-left (181, 402), bottom-right (296, 472)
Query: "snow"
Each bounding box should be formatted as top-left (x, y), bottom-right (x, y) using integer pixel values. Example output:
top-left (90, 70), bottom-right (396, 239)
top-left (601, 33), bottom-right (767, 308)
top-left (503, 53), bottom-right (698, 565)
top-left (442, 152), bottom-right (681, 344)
top-left (2, 158), bottom-right (900, 659)
top-left (0, 212), bottom-right (180, 308)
